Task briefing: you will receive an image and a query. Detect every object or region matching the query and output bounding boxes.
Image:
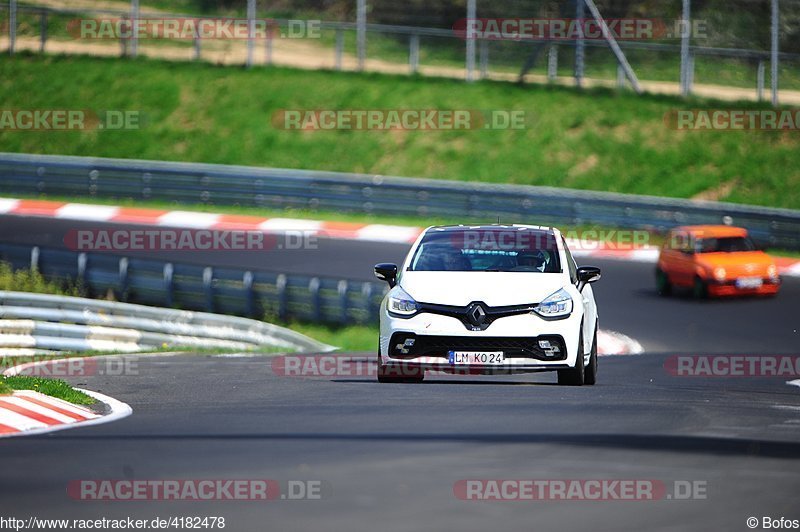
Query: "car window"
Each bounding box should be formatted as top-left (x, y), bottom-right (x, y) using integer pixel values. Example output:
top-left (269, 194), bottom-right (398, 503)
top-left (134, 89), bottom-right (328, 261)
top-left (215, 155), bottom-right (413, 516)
top-left (409, 228), bottom-right (562, 273)
top-left (694, 236), bottom-right (755, 253)
top-left (562, 236), bottom-right (578, 284)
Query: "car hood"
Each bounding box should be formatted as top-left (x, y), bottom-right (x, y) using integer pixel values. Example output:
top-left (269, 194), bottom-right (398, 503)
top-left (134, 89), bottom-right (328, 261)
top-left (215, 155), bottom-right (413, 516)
top-left (399, 271), bottom-right (567, 307)
top-left (696, 251), bottom-right (775, 275)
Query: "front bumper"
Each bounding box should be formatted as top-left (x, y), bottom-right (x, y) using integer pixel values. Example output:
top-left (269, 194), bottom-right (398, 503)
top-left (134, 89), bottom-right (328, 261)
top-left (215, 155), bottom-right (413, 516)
top-left (707, 276), bottom-right (781, 297)
top-left (379, 308), bottom-right (583, 371)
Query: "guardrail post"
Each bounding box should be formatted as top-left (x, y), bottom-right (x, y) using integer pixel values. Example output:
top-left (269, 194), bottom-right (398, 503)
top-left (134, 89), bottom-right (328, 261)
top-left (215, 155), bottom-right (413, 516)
top-left (118, 257), bottom-right (129, 302)
top-left (246, 0), bottom-right (255, 68)
top-left (203, 266), bottom-right (214, 312)
top-left (686, 51), bottom-right (695, 95)
top-left (757, 60), bottom-right (765, 101)
top-left (130, 0), bottom-right (139, 58)
top-left (276, 274), bottom-right (287, 321)
top-left (409, 33), bottom-right (419, 74)
top-left (337, 280), bottom-right (348, 324)
top-left (30, 246), bottom-right (39, 272)
top-left (163, 263), bottom-right (174, 307)
top-left (39, 8), bottom-right (47, 53)
top-left (335, 29), bottom-right (343, 71)
top-left (309, 277), bottom-right (321, 322)
top-left (77, 253), bottom-right (88, 296)
top-left (243, 271), bottom-right (255, 317)
top-left (360, 282), bottom-right (373, 325)
top-left (771, 0), bottom-right (779, 106)
top-left (679, 0), bottom-right (691, 96)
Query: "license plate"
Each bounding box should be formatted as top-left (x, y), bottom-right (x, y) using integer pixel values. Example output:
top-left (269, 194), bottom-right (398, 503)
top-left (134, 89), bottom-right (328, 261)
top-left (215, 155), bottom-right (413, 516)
top-left (448, 351), bottom-right (505, 365)
top-left (736, 277), bottom-right (763, 289)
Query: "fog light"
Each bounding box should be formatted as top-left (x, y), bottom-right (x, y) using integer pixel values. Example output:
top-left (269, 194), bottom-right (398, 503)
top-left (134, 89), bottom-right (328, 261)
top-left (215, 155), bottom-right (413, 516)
top-left (538, 340), bottom-right (552, 349)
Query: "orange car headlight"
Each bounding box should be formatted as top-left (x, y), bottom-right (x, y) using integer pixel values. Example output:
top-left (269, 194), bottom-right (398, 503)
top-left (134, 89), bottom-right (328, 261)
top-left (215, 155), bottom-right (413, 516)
top-left (767, 264), bottom-right (778, 278)
top-left (713, 267), bottom-right (726, 281)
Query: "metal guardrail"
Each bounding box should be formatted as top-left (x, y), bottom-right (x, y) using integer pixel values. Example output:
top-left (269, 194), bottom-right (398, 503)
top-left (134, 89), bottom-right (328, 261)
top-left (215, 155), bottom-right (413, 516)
top-left (0, 289), bottom-right (335, 354)
top-left (1, 152), bottom-right (799, 250)
top-left (0, 242), bottom-right (388, 329)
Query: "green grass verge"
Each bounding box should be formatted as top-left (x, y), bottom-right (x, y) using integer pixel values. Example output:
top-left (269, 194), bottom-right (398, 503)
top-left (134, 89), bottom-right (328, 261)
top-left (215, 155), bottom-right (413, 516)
top-left (2, 54), bottom-right (799, 210)
top-left (0, 375), bottom-right (95, 405)
top-left (285, 322), bottom-right (377, 353)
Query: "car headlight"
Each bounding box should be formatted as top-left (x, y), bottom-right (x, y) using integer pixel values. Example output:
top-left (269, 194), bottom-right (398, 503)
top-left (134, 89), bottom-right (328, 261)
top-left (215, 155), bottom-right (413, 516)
top-left (767, 264), bottom-right (778, 278)
top-left (713, 267), bottom-right (726, 281)
top-left (532, 288), bottom-right (573, 318)
top-left (387, 286), bottom-right (419, 317)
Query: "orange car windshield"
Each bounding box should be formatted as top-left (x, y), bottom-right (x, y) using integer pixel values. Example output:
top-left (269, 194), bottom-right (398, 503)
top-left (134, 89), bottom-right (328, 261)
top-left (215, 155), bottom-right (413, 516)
top-left (695, 236), bottom-right (756, 253)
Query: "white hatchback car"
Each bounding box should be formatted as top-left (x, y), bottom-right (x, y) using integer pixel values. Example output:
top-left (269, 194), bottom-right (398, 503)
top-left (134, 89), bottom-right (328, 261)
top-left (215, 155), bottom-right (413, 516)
top-left (374, 225), bottom-right (601, 385)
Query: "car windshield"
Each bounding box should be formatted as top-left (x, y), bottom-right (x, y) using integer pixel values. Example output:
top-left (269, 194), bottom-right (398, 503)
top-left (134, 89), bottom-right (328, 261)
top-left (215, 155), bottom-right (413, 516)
top-left (409, 228), bottom-right (562, 272)
top-left (694, 236), bottom-right (756, 253)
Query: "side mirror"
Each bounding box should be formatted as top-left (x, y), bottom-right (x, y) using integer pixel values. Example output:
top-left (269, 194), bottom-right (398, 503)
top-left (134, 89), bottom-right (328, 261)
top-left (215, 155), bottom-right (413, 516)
top-left (374, 263), bottom-right (398, 287)
top-left (576, 266), bottom-right (601, 292)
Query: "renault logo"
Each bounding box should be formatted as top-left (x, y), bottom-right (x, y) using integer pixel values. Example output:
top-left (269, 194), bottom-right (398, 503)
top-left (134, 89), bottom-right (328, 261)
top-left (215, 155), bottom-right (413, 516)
top-left (466, 303), bottom-right (487, 326)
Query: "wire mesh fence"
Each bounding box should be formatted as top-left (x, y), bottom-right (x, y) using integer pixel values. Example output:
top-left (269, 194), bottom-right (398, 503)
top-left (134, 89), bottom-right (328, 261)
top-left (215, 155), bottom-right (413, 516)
top-left (1, 0), bottom-right (798, 102)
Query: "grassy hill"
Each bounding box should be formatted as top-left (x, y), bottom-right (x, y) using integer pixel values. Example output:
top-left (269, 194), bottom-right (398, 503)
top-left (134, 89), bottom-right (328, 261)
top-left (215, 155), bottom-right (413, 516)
top-left (1, 53), bottom-right (798, 209)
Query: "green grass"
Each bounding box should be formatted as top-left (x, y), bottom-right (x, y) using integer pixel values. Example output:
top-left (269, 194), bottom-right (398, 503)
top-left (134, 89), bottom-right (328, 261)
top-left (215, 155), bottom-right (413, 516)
top-left (0, 375), bottom-right (95, 405)
top-left (1, 53), bottom-right (798, 211)
top-left (285, 322), bottom-right (377, 352)
top-left (0, 261), bottom-right (80, 295)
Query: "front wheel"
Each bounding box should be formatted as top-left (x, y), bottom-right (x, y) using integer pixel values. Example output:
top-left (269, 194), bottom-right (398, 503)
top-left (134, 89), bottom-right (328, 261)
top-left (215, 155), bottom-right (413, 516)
top-left (377, 351), bottom-right (424, 383)
top-left (693, 276), bottom-right (708, 299)
top-left (655, 268), bottom-right (672, 297)
top-left (583, 326), bottom-right (598, 385)
top-left (557, 332), bottom-right (585, 386)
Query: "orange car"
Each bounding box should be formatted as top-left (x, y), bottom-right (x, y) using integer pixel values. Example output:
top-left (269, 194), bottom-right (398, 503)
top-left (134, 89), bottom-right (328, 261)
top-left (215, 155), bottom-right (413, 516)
top-left (656, 225), bottom-right (780, 298)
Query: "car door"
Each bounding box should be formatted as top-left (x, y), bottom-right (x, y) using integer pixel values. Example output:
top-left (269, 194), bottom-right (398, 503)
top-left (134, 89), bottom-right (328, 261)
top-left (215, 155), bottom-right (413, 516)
top-left (563, 237), bottom-right (595, 352)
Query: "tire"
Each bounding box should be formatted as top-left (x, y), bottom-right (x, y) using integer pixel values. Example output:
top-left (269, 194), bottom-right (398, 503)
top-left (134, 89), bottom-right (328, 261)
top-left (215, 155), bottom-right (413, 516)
top-left (558, 332), bottom-right (585, 386)
top-left (583, 326), bottom-right (598, 385)
top-left (655, 268), bottom-right (672, 297)
top-left (377, 351), bottom-right (424, 383)
top-left (692, 276), bottom-right (707, 299)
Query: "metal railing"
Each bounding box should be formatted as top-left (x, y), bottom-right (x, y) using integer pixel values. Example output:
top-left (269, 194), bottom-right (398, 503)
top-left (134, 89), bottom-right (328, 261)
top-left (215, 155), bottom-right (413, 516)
top-left (0, 242), bottom-right (388, 327)
top-left (1, 152), bottom-right (799, 250)
top-left (2, 2), bottom-right (798, 103)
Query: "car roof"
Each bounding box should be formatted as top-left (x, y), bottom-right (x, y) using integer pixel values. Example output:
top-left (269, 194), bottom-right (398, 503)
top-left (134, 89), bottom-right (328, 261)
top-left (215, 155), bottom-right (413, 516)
top-left (425, 224), bottom-right (555, 232)
top-left (672, 225), bottom-right (748, 238)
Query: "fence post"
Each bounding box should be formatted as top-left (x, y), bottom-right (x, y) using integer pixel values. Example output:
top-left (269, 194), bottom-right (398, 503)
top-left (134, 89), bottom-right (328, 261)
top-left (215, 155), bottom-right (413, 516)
top-left (409, 33), bottom-right (419, 74)
top-left (574, 0), bottom-right (585, 88)
top-left (679, 0), bottom-right (691, 96)
top-left (309, 277), bottom-right (321, 322)
top-left (130, 0), bottom-right (139, 58)
top-left (40, 8), bottom-right (47, 53)
top-left (479, 39), bottom-right (488, 79)
top-left (265, 26), bottom-right (273, 65)
top-left (8, 0), bottom-right (16, 55)
top-left (547, 44), bottom-right (558, 81)
top-left (335, 28), bottom-right (343, 70)
top-left (356, 0), bottom-right (366, 70)
top-left (687, 51), bottom-right (694, 94)
top-left (246, 0), bottom-right (255, 68)
top-left (771, 0), bottom-right (779, 106)
top-left (163, 263), bottom-right (174, 307)
top-left (757, 59), bottom-right (765, 101)
top-left (465, 0), bottom-right (476, 82)
top-left (203, 266), bottom-right (214, 312)
top-left (193, 25), bottom-right (200, 61)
